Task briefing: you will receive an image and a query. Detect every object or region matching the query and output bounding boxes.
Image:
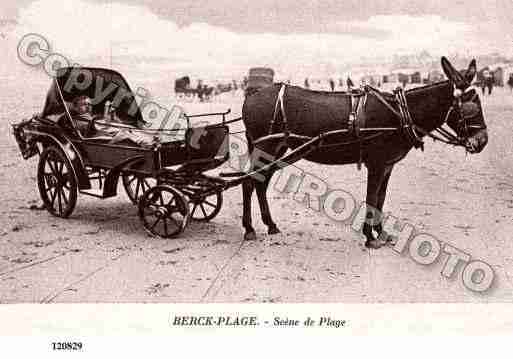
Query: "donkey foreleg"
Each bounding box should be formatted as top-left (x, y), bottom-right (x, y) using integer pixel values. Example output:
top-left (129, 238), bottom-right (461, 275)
top-left (373, 166), bottom-right (393, 238)
top-left (363, 165), bottom-right (388, 248)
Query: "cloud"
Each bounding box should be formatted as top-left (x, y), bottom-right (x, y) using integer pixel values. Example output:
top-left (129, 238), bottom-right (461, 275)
top-left (3, 0), bottom-right (512, 82)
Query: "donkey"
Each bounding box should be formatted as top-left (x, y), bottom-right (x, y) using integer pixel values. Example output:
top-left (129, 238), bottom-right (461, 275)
top-left (240, 57), bottom-right (488, 249)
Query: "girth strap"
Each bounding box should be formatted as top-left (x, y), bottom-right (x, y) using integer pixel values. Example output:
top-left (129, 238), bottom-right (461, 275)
top-left (347, 90), bottom-right (366, 170)
top-left (394, 87), bottom-right (424, 150)
top-left (366, 85), bottom-right (424, 150)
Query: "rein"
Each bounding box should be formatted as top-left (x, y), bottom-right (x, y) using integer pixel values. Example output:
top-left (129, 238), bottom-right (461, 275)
top-left (366, 85), bottom-right (480, 151)
top-left (413, 106), bottom-right (462, 146)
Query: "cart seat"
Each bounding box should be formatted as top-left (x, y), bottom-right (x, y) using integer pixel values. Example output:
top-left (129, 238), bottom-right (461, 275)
top-left (175, 125), bottom-right (229, 172)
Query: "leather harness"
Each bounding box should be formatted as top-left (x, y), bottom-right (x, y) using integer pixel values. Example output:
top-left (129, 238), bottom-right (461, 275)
top-left (270, 83), bottom-right (426, 170)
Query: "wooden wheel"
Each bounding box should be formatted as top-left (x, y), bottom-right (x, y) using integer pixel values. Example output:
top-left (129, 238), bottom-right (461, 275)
top-left (138, 185), bottom-right (189, 238)
top-left (189, 191), bottom-right (223, 222)
top-left (122, 173), bottom-right (156, 204)
top-left (37, 146), bottom-right (78, 218)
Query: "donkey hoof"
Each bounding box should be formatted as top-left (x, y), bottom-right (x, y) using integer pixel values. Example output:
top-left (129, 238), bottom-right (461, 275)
top-left (268, 226), bottom-right (280, 235)
top-left (244, 231), bottom-right (257, 241)
top-left (365, 239), bottom-right (382, 249)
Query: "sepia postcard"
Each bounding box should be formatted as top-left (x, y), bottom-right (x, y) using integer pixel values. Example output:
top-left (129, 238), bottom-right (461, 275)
top-left (1, 0), bottom-right (513, 350)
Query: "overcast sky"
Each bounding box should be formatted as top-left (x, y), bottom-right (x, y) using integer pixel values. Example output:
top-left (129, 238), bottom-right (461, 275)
top-left (3, 0), bottom-right (513, 33)
top-left (2, 0), bottom-right (512, 80)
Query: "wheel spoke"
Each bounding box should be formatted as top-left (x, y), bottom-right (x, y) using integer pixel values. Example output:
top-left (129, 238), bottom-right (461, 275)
top-left (148, 192), bottom-right (159, 205)
top-left (57, 160), bottom-right (64, 175)
top-left (50, 187), bottom-right (58, 208)
top-left (203, 199), bottom-right (216, 208)
top-left (48, 159), bottom-right (58, 175)
top-left (61, 188), bottom-right (69, 206)
top-left (143, 179), bottom-right (152, 190)
top-left (45, 187), bottom-right (55, 204)
top-left (44, 174), bottom-right (57, 190)
top-left (166, 197), bottom-right (176, 207)
top-left (150, 217), bottom-right (162, 230)
top-left (191, 203), bottom-right (198, 217)
top-left (52, 159), bottom-right (62, 176)
top-left (57, 188), bottom-right (62, 214)
top-left (140, 180), bottom-right (147, 194)
top-left (135, 179), bottom-right (141, 199)
top-left (200, 203), bottom-right (208, 217)
top-left (127, 175), bottom-right (136, 186)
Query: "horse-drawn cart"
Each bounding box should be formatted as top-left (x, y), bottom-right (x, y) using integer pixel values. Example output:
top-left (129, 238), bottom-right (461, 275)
top-left (12, 67), bottom-right (248, 238)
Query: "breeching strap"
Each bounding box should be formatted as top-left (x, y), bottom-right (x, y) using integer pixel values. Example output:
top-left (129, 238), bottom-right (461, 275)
top-left (270, 84), bottom-right (288, 136)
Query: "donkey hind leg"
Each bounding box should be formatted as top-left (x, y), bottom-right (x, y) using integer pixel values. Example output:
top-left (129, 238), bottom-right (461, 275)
top-left (363, 165), bottom-right (389, 249)
top-left (242, 133), bottom-right (257, 241)
top-left (254, 143), bottom-right (287, 235)
top-left (255, 171), bottom-right (280, 235)
top-left (242, 140), bottom-right (287, 240)
top-left (242, 178), bottom-right (257, 241)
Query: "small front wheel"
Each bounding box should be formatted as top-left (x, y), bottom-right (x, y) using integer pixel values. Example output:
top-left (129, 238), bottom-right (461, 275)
top-left (189, 191), bottom-right (223, 222)
top-left (138, 185), bottom-right (189, 238)
top-left (122, 173), bottom-right (157, 204)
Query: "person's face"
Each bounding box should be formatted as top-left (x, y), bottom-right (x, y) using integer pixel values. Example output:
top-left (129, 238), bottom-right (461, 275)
top-left (74, 98), bottom-right (92, 115)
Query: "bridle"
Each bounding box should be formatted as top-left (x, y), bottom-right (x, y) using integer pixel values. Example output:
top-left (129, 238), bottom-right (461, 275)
top-left (395, 85), bottom-right (486, 152)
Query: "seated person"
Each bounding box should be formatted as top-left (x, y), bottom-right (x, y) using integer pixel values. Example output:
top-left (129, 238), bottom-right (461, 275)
top-left (58, 95), bottom-right (95, 135)
top-left (58, 95), bottom-right (157, 146)
top-left (57, 95), bottom-right (115, 136)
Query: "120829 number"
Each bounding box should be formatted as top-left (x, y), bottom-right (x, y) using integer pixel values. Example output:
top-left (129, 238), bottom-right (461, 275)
top-left (52, 342), bottom-right (83, 351)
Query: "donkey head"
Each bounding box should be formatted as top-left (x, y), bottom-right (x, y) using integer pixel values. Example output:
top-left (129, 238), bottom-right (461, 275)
top-left (441, 57), bottom-right (488, 153)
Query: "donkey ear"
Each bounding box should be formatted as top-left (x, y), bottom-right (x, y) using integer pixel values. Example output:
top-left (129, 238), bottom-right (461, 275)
top-left (441, 56), bottom-right (456, 80)
top-left (441, 56), bottom-right (467, 89)
top-left (465, 59), bottom-right (477, 84)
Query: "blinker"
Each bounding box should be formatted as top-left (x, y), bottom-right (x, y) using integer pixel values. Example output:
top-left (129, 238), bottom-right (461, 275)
top-left (461, 102), bottom-right (480, 120)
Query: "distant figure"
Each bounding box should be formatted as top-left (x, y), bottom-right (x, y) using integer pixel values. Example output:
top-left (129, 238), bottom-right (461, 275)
top-left (481, 70), bottom-right (494, 96)
top-left (202, 85), bottom-right (212, 102)
top-left (329, 78), bottom-right (335, 92)
top-left (507, 74), bottom-right (513, 92)
top-left (197, 80), bottom-right (204, 101)
top-left (339, 78), bottom-right (344, 88)
top-left (304, 78), bottom-right (310, 89)
top-left (346, 77), bottom-right (354, 92)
